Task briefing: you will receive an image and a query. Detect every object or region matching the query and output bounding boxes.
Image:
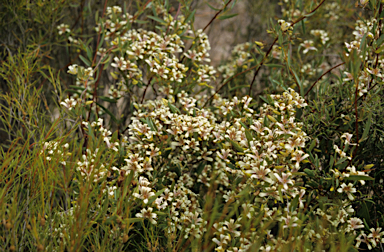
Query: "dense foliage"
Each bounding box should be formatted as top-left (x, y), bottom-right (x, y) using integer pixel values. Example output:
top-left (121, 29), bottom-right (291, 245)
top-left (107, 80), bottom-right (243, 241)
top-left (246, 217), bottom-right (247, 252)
top-left (1, 0), bottom-right (384, 251)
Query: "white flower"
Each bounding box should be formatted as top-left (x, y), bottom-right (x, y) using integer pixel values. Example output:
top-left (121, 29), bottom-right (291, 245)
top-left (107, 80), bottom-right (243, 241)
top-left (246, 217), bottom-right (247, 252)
top-left (300, 40), bottom-right (317, 54)
top-left (274, 172), bottom-right (294, 190)
top-left (67, 64), bottom-right (78, 75)
top-left (135, 207), bottom-right (157, 224)
top-left (57, 24), bottom-right (70, 35)
top-left (60, 98), bottom-right (77, 110)
top-left (341, 132), bottom-right (356, 145)
top-left (367, 68), bottom-right (382, 78)
top-left (337, 183), bottom-right (356, 201)
top-left (348, 217), bottom-right (365, 230)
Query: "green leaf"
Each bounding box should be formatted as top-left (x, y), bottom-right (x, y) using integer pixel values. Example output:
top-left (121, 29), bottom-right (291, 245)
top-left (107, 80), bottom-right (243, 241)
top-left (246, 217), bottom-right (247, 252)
top-left (265, 64), bottom-right (284, 68)
top-left (168, 101), bottom-right (180, 114)
top-left (239, 121), bottom-right (248, 129)
top-left (228, 139), bottom-right (244, 152)
top-left (206, 2), bottom-right (220, 11)
top-left (357, 201), bottom-right (371, 224)
top-left (259, 96), bottom-right (270, 105)
top-left (290, 67), bottom-right (303, 97)
top-left (93, 197), bottom-right (109, 223)
top-left (147, 15), bottom-right (167, 24)
top-left (69, 85), bottom-right (86, 91)
top-left (86, 46), bottom-right (93, 62)
top-left (147, 188), bottom-right (165, 205)
top-left (96, 102), bottom-right (118, 123)
top-left (97, 27), bottom-right (106, 52)
top-left (360, 114), bottom-right (372, 143)
top-left (329, 155), bottom-right (334, 169)
top-left (127, 218), bottom-right (142, 224)
top-left (344, 175), bottom-right (374, 181)
top-left (245, 129), bottom-right (253, 143)
top-left (218, 13), bottom-right (238, 20)
top-left (135, 20), bottom-right (149, 24)
top-left (304, 168), bottom-right (315, 177)
top-left (300, 20), bottom-right (306, 34)
top-left (229, 85), bottom-right (250, 91)
top-left (146, 118), bottom-right (158, 132)
top-left (99, 96), bottom-right (117, 103)
top-left (375, 43), bottom-right (384, 54)
top-left (104, 215), bottom-right (117, 225)
top-left (278, 186), bottom-right (284, 203)
top-left (376, 34), bottom-right (384, 48)
top-left (308, 139), bottom-right (316, 152)
top-left (79, 55), bottom-right (91, 67)
top-left (335, 157), bottom-right (348, 165)
top-left (184, 9), bottom-right (196, 24)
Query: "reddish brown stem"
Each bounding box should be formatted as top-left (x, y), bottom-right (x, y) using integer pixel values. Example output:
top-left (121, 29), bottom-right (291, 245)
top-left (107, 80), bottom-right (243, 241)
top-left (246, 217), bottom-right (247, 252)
top-left (180, 0), bottom-right (233, 62)
top-left (305, 62), bottom-right (345, 97)
top-left (141, 76), bottom-right (154, 103)
top-left (249, 37), bottom-right (278, 96)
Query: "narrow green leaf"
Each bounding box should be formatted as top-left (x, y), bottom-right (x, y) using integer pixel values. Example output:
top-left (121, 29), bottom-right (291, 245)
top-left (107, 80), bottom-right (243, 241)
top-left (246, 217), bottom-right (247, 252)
top-left (86, 46), bottom-right (93, 62)
top-left (345, 175), bottom-right (374, 181)
top-left (375, 43), bottom-right (384, 53)
top-left (104, 215), bottom-right (118, 225)
top-left (206, 2), bottom-right (220, 11)
top-left (218, 13), bottom-right (238, 20)
top-left (147, 15), bottom-right (167, 24)
top-left (184, 9), bottom-right (196, 24)
top-left (304, 168), bottom-right (315, 177)
top-left (300, 20), bottom-right (305, 34)
top-left (278, 186), bottom-right (284, 203)
top-left (357, 201), bottom-right (371, 225)
top-left (147, 188), bottom-right (165, 205)
top-left (229, 85), bottom-right (250, 91)
top-left (146, 118), bottom-right (158, 132)
top-left (79, 55), bottom-right (91, 67)
top-left (245, 129), bottom-right (253, 143)
top-left (99, 96), bottom-right (117, 103)
top-left (135, 20), bottom-right (149, 24)
top-left (228, 139), bottom-right (244, 152)
top-left (259, 96), bottom-right (270, 105)
top-left (265, 64), bottom-right (284, 68)
top-left (360, 33), bottom-right (367, 51)
top-left (96, 102), bottom-right (118, 122)
top-left (168, 101), bottom-right (180, 114)
top-left (329, 155), bottom-right (334, 169)
top-left (376, 34), bottom-right (384, 48)
top-left (239, 121), bottom-right (248, 129)
top-left (360, 114), bottom-right (372, 142)
top-left (290, 67), bottom-right (303, 97)
top-left (308, 139), bottom-right (316, 152)
top-left (97, 27), bottom-right (105, 52)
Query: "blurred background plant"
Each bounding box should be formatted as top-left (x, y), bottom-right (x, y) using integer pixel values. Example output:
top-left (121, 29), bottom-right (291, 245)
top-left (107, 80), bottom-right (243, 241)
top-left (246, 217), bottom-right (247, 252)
top-left (1, 0), bottom-right (384, 251)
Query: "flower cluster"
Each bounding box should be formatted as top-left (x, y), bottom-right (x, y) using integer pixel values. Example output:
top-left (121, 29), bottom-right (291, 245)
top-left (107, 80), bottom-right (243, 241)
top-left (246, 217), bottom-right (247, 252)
top-left (310, 29), bottom-right (330, 45)
top-left (40, 141), bottom-right (69, 165)
top-left (343, 17), bottom-right (383, 97)
top-left (55, 2), bottom-right (384, 250)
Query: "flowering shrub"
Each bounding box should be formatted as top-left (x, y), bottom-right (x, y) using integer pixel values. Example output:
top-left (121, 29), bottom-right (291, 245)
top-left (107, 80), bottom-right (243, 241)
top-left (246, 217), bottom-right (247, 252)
top-left (1, 0), bottom-right (384, 251)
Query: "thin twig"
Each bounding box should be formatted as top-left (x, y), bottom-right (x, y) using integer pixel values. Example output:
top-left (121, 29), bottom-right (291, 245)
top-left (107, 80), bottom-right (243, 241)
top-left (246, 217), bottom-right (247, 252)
top-left (141, 76), bottom-right (154, 103)
top-left (249, 0), bottom-right (327, 96)
top-left (248, 37), bottom-right (278, 96)
top-left (203, 63), bottom-right (260, 107)
top-left (305, 62), bottom-right (345, 97)
top-left (202, 0), bottom-right (233, 32)
top-left (180, 0), bottom-right (233, 62)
